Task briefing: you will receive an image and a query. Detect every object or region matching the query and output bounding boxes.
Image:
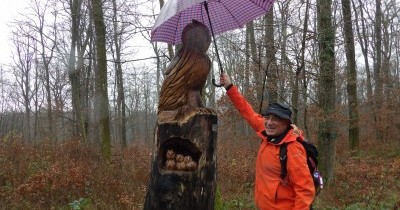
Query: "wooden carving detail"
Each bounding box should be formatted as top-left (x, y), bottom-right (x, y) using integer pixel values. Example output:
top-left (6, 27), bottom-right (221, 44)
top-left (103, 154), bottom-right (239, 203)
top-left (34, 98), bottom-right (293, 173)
top-left (144, 115), bottom-right (217, 210)
top-left (163, 149), bottom-right (198, 171)
top-left (165, 149), bottom-right (177, 170)
top-left (144, 20), bottom-right (218, 210)
top-left (158, 20), bottom-right (215, 121)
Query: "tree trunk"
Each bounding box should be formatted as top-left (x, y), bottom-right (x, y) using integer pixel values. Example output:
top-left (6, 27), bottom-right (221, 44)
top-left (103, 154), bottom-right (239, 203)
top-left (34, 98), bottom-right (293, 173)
top-left (243, 21), bottom-right (255, 136)
top-left (317, 0), bottom-right (337, 184)
top-left (265, 7), bottom-right (278, 103)
top-left (381, 9), bottom-right (393, 140)
top-left (112, 0), bottom-right (127, 148)
top-left (245, 23), bottom-right (251, 91)
top-left (91, 0), bottom-right (111, 161)
top-left (302, 0), bottom-right (311, 137)
top-left (341, 0), bottom-right (359, 156)
top-left (12, 32), bottom-right (34, 141)
top-left (68, 0), bottom-right (86, 139)
top-left (144, 114), bottom-right (217, 210)
top-left (373, 0), bottom-right (383, 141)
top-left (158, 0), bottom-right (174, 59)
top-left (352, 0), bottom-right (374, 126)
top-left (278, 2), bottom-right (290, 104)
top-left (37, 7), bottom-right (55, 140)
top-left (294, 0), bottom-right (310, 126)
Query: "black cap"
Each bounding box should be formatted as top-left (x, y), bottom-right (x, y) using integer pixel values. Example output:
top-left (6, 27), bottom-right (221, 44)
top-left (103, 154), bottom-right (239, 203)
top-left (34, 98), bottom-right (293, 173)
top-left (262, 103), bottom-right (292, 122)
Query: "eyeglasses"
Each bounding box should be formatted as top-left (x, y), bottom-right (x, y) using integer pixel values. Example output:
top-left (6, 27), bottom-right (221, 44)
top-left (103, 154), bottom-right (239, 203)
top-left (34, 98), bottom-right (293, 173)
top-left (264, 115), bottom-right (282, 123)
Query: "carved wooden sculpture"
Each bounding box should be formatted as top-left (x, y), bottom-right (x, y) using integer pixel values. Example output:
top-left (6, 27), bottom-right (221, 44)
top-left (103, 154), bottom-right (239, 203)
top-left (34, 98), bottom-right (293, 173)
top-left (144, 20), bottom-right (217, 210)
top-left (158, 20), bottom-right (214, 121)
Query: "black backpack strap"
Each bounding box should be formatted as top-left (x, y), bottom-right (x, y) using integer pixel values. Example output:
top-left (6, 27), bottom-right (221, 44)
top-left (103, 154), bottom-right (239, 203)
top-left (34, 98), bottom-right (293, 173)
top-left (279, 143), bottom-right (288, 179)
top-left (297, 138), bottom-right (319, 174)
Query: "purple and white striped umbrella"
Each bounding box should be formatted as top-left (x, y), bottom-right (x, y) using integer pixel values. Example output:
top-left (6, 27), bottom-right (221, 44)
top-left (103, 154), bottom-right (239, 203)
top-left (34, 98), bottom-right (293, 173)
top-left (151, 0), bottom-right (275, 45)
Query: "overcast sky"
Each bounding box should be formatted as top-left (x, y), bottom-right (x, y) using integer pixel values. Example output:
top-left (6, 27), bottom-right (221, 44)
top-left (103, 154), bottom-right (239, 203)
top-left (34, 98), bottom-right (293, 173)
top-left (0, 0), bottom-right (26, 65)
top-left (0, 0), bottom-right (161, 69)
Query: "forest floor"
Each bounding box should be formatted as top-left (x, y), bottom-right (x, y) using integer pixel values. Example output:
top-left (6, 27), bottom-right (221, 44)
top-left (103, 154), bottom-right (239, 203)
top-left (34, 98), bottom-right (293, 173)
top-left (0, 133), bottom-right (399, 209)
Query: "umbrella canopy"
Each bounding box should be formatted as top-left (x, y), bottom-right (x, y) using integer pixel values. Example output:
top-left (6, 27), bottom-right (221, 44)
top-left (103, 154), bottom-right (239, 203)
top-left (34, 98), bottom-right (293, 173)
top-left (151, 0), bottom-right (275, 45)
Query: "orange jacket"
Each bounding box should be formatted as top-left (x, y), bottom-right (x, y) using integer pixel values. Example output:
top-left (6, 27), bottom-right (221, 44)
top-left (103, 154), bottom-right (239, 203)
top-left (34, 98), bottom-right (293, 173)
top-left (227, 85), bottom-right (315, 210)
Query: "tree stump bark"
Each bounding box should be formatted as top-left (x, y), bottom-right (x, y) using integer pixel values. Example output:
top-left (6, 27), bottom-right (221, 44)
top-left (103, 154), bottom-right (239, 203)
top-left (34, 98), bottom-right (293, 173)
top-left (144, 111), bottom-right (217, 210)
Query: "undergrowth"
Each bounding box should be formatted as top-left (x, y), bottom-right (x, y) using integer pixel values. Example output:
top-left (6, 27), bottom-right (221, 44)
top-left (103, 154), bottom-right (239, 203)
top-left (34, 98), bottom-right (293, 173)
top-left (0, 133), bottom-right (399, 209)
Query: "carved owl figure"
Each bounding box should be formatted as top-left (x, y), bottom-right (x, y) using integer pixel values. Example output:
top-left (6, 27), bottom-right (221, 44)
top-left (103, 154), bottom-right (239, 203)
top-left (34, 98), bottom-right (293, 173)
top-left (165, 149), bottom-right (176, 170)
top-left (184, 155), bottom-right (197, 171)
top-left (166, 149), bottom-right (176, 160)
top-left (175, 154), bottom-right (186, 171)
top-left (158, 20), bottom-right (212, 115)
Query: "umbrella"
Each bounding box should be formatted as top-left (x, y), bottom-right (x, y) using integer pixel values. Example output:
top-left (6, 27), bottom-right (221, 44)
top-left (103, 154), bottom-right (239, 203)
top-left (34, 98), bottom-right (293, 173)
top-left (151, 0), bottom-right (275, 86)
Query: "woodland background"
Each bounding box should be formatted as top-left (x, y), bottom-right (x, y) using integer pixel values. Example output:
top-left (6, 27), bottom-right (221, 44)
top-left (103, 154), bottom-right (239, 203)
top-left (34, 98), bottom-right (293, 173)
top-left (0, 0), bottom-right (399, 209)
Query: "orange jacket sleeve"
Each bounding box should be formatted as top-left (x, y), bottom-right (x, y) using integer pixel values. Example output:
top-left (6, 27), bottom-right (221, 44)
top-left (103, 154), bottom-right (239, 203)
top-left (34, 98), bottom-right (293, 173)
top-left (226, 85), bottom-right (265, 134)
top-left (286, 142), bottom-right (316, 209)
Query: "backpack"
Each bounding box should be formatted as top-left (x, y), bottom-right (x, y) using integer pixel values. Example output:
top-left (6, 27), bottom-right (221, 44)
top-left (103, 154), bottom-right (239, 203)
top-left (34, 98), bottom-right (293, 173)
top-left (279, 138), bottom-right (323, 195)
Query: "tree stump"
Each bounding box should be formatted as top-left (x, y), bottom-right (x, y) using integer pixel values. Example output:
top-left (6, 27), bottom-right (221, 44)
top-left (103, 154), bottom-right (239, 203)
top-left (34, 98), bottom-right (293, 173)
top-left (144, 111), bottom-right (217, 210)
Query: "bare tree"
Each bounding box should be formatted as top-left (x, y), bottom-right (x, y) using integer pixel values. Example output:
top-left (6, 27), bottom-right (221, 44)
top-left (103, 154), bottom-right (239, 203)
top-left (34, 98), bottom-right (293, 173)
top-left (373, 0), bottom-right (383, 141)
top-left (342, 0), bottom-right (360, 155)
top-left (317, 0), bottom-right (337, 184)
top-left (293, 0), bottom-right (310, 126)
top-left (111, 0), bottom-right (127, 148)
top-left (11, 28), bottom-right (37, 141)
top-left (264, 7), bottom-right (278, 103)
top-left (68, 0), bottom-right (87, 140)
top-left (29, 0), bottom-right (58, 140)
top-left (91, 0), bottom-right (111, 160)
top-left (158, 0), bottom-right (174, 59)
top-left (352, 0), bottom-right (373, 109)
top-left (381, 0), bottom-right (398, 139)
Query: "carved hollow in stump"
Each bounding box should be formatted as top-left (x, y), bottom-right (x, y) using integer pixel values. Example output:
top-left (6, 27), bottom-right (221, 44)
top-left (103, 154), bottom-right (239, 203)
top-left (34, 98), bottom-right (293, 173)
top-left (144, 113), bottom-right (217, 210)
top-left (145, 20), bottom-right (217, 210)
